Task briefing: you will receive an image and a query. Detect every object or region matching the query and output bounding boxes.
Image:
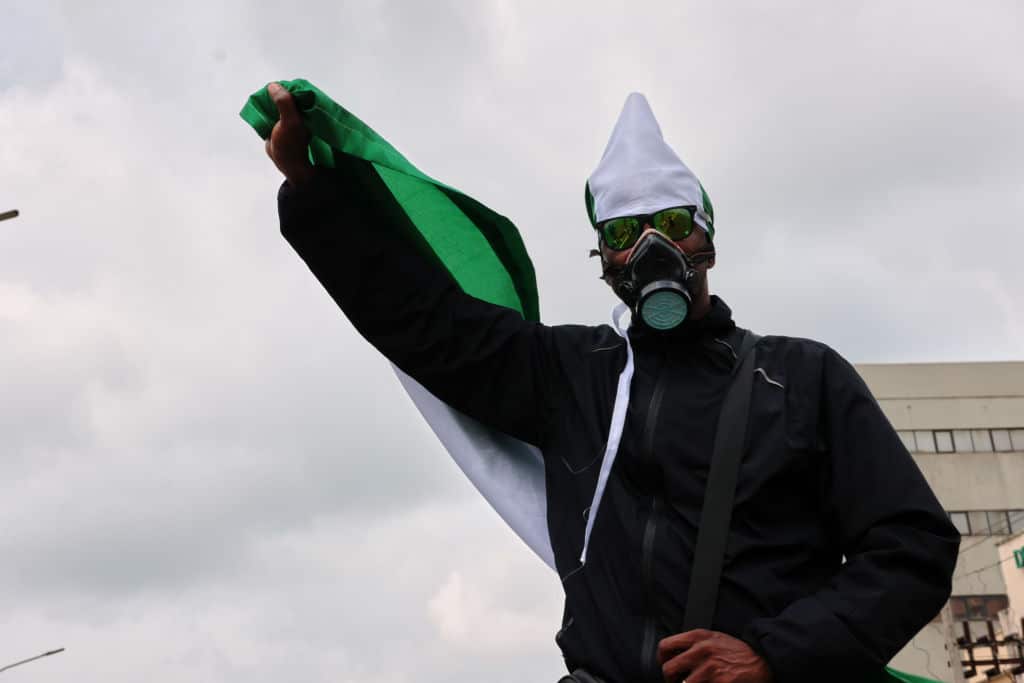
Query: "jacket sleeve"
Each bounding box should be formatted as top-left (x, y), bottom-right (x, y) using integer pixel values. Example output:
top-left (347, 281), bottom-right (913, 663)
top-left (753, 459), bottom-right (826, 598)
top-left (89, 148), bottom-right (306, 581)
top-left (742, 348), bottom-right (960, 682)
top-left (276, 160), bottom-right (567, 448)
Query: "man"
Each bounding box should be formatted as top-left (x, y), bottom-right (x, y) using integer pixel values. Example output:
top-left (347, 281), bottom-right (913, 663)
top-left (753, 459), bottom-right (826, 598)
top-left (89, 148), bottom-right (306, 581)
top-left (262, 82), bottom-right (960, 683)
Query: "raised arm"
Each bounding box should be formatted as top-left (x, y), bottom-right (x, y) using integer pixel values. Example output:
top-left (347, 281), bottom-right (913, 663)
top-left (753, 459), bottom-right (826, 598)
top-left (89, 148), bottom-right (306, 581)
top-left (266, 84), bottom-right (564, 447)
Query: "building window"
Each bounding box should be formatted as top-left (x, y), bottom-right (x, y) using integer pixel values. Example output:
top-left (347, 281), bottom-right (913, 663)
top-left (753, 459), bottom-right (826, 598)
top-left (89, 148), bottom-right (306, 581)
top-left (967, 511), bottom-right (989, 535)
top-left (949, 512), bottom-right (970, 536)
top-left (914, 430), bottom-right (936, 453)
top-left (992, 429), bottom-right (1013, 452)
top-left (896, 431), bottom-right (916, 452)
top-left (1011, 429), bottom-right (1024, 452)
top-left (971, 429), bottom-right (994, 452)
top-left (966, 595), bottom-right (1008, 620)
top-left (949, 595), bottom-right (1009, 621)
top-left (947, 509), bottom-right (1024, 536)
top-left (987, 511), bottom-right (1010, 535)
top-left (965, 596), bottom-right (988, 620)
top-left (1010, 510), bottom-right (1024, 535)
top-left (953, 430), bottom-right (973, 452)
top-left (901, 428), bottom-right (1024, 453)
top-left (934, 430), bottom-right (954, 453)
top-left (986, 596), bottom-right (1010, 617)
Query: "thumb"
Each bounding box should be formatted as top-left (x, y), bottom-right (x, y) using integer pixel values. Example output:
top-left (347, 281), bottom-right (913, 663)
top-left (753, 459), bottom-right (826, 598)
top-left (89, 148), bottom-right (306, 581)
top-left (268, 82), bottom-right (302, 127)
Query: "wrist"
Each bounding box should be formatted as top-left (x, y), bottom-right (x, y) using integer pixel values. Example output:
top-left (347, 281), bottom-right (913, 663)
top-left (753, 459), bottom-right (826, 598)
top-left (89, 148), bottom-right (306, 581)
top-left (740, 633), bottom-right (775, 683)
top-left (287, 164), bottom-right (316, 188)
top-left (755, 653), bottom-right (774, 683)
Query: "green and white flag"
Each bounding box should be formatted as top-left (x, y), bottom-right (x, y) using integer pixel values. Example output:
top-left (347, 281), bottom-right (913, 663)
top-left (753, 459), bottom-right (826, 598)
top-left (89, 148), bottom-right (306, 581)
top-left (241, 79), bottom-right (555, 569)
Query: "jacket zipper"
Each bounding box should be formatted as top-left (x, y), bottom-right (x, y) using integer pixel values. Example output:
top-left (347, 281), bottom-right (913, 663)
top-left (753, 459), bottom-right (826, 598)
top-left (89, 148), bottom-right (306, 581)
top-left (639, 363), bottom-right (668, 679)
top-left (640, 497), bottom-right (660, 678)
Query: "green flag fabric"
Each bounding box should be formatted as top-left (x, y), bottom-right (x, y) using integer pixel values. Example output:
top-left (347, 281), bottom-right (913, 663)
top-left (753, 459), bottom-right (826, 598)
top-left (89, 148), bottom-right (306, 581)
top-left (241, 79), bottom-right (538, 323)
top-left (241, 81), bottom-right (945, 683)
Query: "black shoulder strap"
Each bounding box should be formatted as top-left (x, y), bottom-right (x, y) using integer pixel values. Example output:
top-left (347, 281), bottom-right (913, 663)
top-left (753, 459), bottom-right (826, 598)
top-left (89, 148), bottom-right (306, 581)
top-left (682, 328), bottom-right (761, 630)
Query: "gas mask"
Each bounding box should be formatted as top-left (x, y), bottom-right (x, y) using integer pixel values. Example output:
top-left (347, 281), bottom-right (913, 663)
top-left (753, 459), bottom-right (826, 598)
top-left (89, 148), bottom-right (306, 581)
top-left (603, 232), bottom-right (711, 331)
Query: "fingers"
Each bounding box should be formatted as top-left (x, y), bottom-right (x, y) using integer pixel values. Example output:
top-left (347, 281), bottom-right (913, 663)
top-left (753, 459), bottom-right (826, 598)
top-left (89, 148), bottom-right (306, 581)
top-left (680, 661), bottom-right (716, 683)
top-left (268, 82), bottom-right (302, 126)
top-left (659, 629), bottom-right (712, 663)
top-left (661, 642), bottom-right (709, 682)
top-left (659, 630), bottom-right (715, 683)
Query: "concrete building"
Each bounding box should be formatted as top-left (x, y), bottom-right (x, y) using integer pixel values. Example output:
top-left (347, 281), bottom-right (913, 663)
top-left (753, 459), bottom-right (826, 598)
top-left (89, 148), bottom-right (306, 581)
top-left (855, 362), bottom-right (1024, 681)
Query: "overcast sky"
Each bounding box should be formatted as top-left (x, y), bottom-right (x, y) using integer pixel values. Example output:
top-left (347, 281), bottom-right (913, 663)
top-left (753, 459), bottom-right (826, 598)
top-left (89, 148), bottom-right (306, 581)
top-left (1, 1), bottom-right (1022, 681)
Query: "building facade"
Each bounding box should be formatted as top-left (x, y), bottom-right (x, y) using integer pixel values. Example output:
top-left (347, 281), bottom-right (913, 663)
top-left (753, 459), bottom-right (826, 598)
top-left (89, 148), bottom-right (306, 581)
top-left (855, 362), bottom-right (1024, 681)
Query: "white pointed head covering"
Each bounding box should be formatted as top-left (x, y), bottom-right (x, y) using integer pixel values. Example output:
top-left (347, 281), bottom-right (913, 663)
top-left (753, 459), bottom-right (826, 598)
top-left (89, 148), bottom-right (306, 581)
top-left (586, 92), bottom-right (714, 239)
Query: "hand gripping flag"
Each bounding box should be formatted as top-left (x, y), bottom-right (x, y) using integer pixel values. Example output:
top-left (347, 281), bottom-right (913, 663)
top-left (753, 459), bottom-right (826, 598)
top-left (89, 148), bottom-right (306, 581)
top-left (242, 81), bottom-right (943, 683)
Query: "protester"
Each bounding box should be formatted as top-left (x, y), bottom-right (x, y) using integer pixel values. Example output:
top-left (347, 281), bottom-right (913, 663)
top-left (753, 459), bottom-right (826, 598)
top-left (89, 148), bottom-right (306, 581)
top-left (259, 82), bottom-right (960, 683)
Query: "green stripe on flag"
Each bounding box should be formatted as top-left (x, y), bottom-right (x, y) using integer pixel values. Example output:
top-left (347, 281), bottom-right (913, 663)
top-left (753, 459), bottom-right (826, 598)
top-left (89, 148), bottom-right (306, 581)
top-left (440, 188), bottom-right (539, 321)
top-left (373, 165), bottom-right (522, 315)
top-left (240, 79), bottom-right (539, 321)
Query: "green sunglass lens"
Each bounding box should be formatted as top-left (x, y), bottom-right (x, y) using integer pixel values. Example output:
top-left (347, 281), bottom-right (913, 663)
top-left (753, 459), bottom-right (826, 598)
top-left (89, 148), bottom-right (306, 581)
top-left (654, 209), bottom-right (694, 241)
top-left (603, 218), bottom-right (641, 249)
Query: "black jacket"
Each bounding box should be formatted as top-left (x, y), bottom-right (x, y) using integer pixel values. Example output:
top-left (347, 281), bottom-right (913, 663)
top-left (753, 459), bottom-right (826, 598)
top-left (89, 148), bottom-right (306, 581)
top-left (277, 162), bottom-right (960, 683)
